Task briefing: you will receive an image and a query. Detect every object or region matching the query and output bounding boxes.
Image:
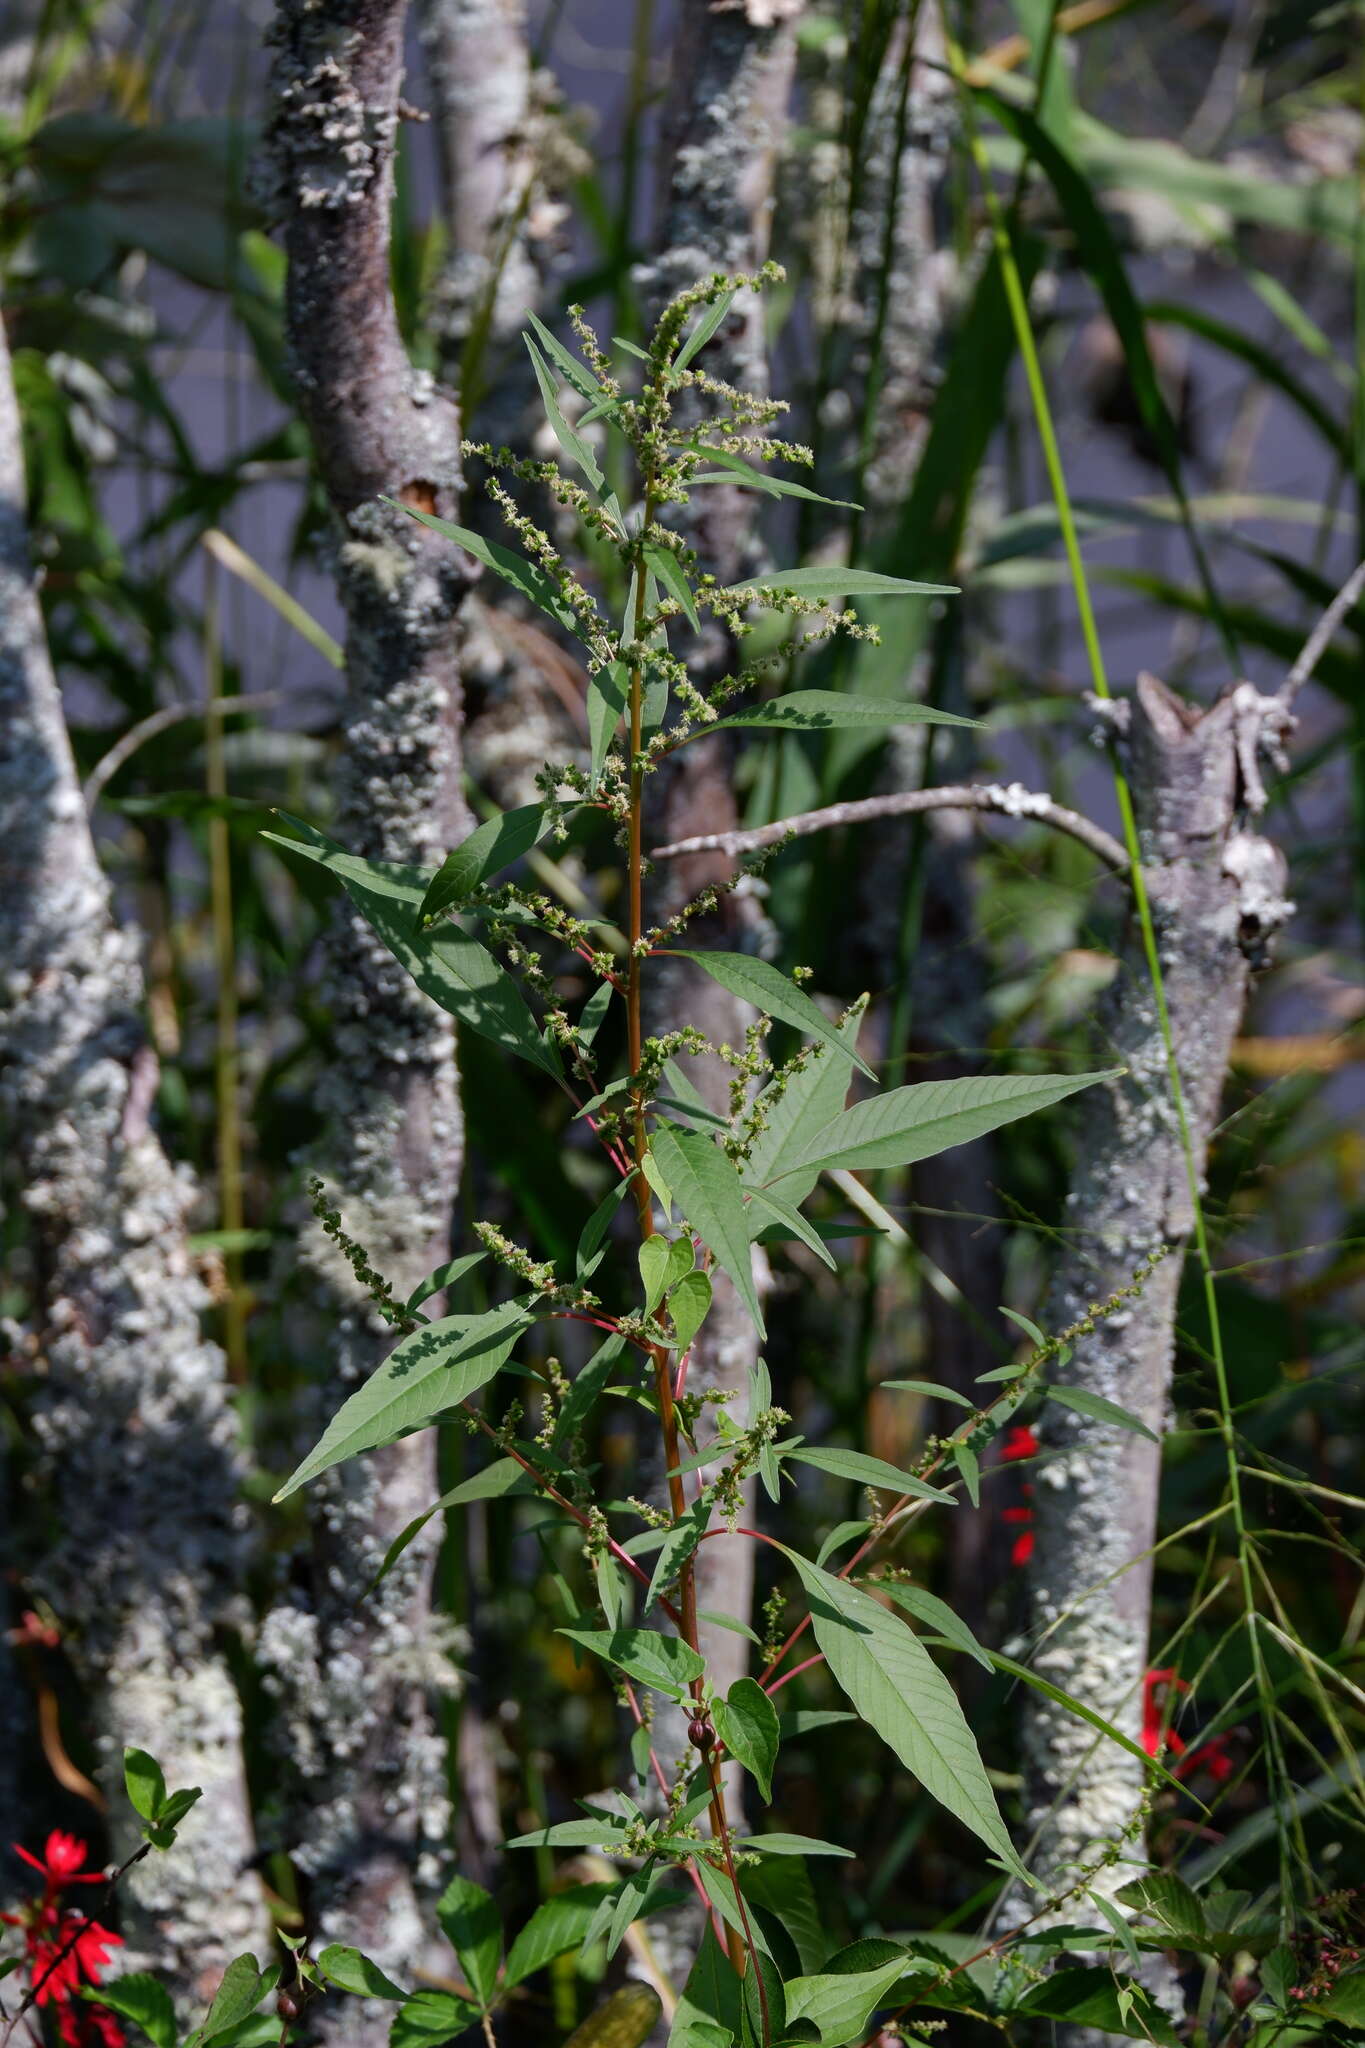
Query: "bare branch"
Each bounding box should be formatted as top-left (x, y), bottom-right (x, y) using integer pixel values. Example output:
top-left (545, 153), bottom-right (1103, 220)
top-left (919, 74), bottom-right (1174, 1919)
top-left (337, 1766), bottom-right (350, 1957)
top-left (651, 780), bottom-right (1132, 875)
top-left (1281, 554), bottom-right (1365, 706)
top-left (83, 693), bottom-right (286, 808)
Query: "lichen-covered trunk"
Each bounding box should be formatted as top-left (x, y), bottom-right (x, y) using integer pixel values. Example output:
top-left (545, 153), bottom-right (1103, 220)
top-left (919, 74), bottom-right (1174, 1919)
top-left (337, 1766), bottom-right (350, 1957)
top-left (640, 0), bottom-right (799, 1812)
top-left (257, 2), bottom-right (467, 2021)
top-left (1022, 675), bottom-right (1290, 1904)
top-left (419, 0), bottom-right (538, 370)
top-left (0, 312), bottom-right (267, 1995)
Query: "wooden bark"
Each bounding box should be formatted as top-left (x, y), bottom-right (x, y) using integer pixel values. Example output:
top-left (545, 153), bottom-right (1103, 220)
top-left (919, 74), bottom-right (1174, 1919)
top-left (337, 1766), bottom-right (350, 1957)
top-left (1021, 675), bottom-right (1291, 1906)
top-left (0, 311), bottom-right (267, 1995)
top-left (257, 3), bottom-right (467, 2023)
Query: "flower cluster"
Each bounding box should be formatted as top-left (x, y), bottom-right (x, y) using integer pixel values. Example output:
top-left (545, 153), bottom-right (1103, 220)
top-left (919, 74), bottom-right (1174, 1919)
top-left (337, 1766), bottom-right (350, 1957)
top-left (2, 1833), bottom-right (125, 2048)
top-left (1142, 1668), bottom-right (1235, 1783)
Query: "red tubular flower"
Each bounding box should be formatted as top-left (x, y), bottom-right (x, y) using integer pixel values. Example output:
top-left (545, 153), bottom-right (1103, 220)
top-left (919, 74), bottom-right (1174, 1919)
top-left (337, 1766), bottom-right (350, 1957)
top-left (5, 1834), bottom-right (125, 2047)
top-left (1002, 1426), bottom-right (1039, 1462)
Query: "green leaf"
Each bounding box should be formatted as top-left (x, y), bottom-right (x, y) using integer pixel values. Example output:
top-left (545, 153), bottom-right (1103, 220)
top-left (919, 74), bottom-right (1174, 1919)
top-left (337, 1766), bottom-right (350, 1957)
top-left (387, 501), bottom-right (584, 637)
top-left (317, 1946), bottom-right (407, 2002)
top-left (817, 1520), bottom-right (870, 1567)
top-left (639, 1236), bottom-right (672, 1313)
top-left (743, 1001), bottom-right (866, 1205)
top-left (773, 1069), bottom-right (1120, 1180)
top-left (952, 1442), bottom-right (980, 1507)
top-left (672, 289), bottom-right (737, 376)
top-left (1000, 1306), bottom-right (1047, 1349)
top-left (744, 1833), bottom-right (855, 1857)
top-left (91, 1975), bottom-right (177, 2048)
top-left (390, 1990), bottom-right (482, 2048)
top-left (876, 1582), bottom-right (993, 1670)
top-left (783, 1955), bottom-right (909, 2047)
top-left (554, 1334), bottom-right (626, 1450)
top-left (504, 1884), bottom-right (617, 1985)
top-left (672, 952), bottom-right (874, 1080)
top-left (587, 660), bottom-right (630, 782)
top-left (671, 1927), bottom-right (742, 2048)
top-left (525, 313), bottom-right (600, 400)
top-left (436, 1877), bottom-right (501, 2009)
top-left (406, 1252), bottom-right (487, 1315)
top-left (369, 1457), bottom-right (534, 1590)
top-left (742, 1856), bottom-right (826, 1976)
top-left (1017, 1969), bottom-right (1180, 2046)
top-left (789, 1445), bottom-right (953, 1503)
top-left (558, 1626), bottom-right (705, 1700)
top-left (525, 336), bottom-right (605, 493)
top-left (418, 805), bottom-right (551, 926)
top-left (725, 566), bottom-right (957, 604)
top-left (713, 1677), bottom-right (780, 1802)
top-left (1115, 1872), bottom-right (1207, 1943)
top-left (1084, 1889), bottom-right (1142, 1969)
top-left (575, 1177), bottom-right (634, 1280)
top-left (264, 818), bottom-right (560, 1078)
top-left (123, 1747), bottom-right (166, 1822)
top-left (688, 446), bottom-right (861, 509)
top-left (645, 1498), bottom-right (710, 1613)
top-left (881, 1379), bottom-right (975, 1409)
top-left (746, 1186), bottom-right (835, 1269)
top-left (669, 1269), bottom-right (713, 1352)
top-left (645, 542), bottom-right (701, 631)
top-left (781, 1549), bottom-right (1024, 1876)
top-left (1309, 1970), bottom-right (1365, 2028)
top-left (274, 1297), bottom-right (533, 1499)
top-left (1047, 1384), bottom-right (1159, 1442)
top-left (649, 1124), bottom-right (765, 1337)
top-left (505, 1817), bottom-right (629, 1850)
top-left (708, 691), bottom-right (977, 738)
top-left (197, 1956), bottom-right (267, 2046)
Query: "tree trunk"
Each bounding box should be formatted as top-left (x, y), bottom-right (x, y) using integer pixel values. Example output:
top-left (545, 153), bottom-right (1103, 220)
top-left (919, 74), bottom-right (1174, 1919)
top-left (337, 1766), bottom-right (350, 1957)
top-left (1021, 674), bottom-right (1291, 1905)
top-left (257, 3), bottom-right (467, 2022)
top-left (0, 313), bottom-right (267, 1997)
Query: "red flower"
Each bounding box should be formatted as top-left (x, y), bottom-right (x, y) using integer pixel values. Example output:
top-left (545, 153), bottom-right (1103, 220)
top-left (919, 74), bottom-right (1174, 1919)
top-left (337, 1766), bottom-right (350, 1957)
top-left (14, 1833), bottom-right (103, 1893)
top-left (1002, 1427), bottom-right (1039, 1564)
top-left (3, 1833), bottom-right (124, 2045)
top-left (1142, 1669), bottom-right (1234, 1782)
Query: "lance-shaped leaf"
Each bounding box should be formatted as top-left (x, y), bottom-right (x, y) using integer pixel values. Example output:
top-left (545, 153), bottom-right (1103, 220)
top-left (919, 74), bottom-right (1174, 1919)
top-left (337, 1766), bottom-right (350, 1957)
top-left (264, 817), bottom-right (561, 1077)
top-left (370, 1455), bottom-right (535, 1590)
top-left (788, 1445), bottom-right (954, 1504)
top-left (689, 445), bottom-right (862, 509)
top-left (525, 312), bottom-right (601, 400)
top-left (672, 288), bottom-right (737, 376)
top-left (713, 1677), bottom-right (780, 1801)
top-left (644, 1497), bottom-right (710, 1613)
top-left (559, 1626), bottom-right (706, 1700)
top-left (588, 659), bottom-right (630, 781)
top-left (418, 803), bottom-right (551, 926)
top-left (743, 999), bottom-right (866, 1205)
top-left (275, 1297), bottom-right (533, 1499)
top-left (987, 1650), bottom-right (1192, 1799)
top-left (387, 500), bottom-right (586, 636)
top-left (645, 542), bottom-right (701, 631)
top-left (317, 1948), bottom-right (406, 2001)
top-left (746, 1186), bottom-right (836, 1269)
top-left (1047, 1384), bottom-right (1159, 1442)
top-left (724, 566), bottom-right (958, 603)
top-left (526, 335), bottom-right (606, 494)
top-left (875, 1582), bottom-right (993, 1670)
top-left (705, 690), bottom-right (978, 738)
top-left (670, 951), bottom-right (875, 1080)
top-left (650, 1123), bottom-right (765, 1336)
top-left (780, 1549), bottom-right (1025, 1877)
top-left (772, 1068), bottom-right (1121, 1181)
